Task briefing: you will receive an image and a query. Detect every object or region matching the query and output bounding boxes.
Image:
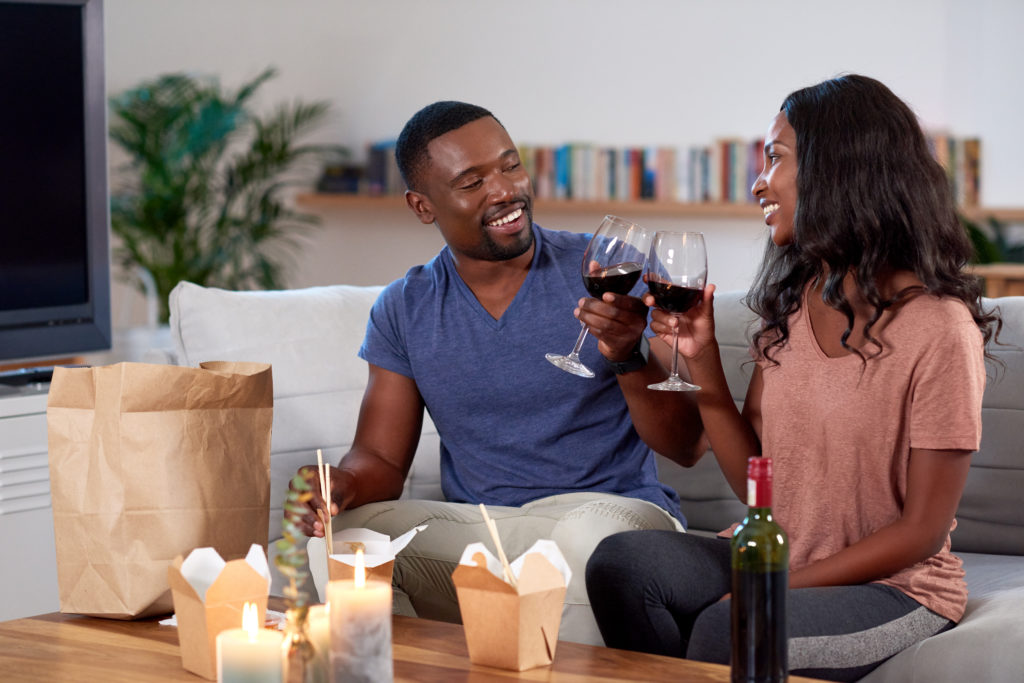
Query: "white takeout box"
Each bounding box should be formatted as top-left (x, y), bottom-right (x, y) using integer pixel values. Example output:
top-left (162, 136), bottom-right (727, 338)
top-left (166, 544), bottom-right (271, 680)
top-left (308, 525), bottom-right (426, 602)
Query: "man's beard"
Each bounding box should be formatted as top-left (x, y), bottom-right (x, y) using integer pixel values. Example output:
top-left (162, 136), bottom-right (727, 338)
top-left (476, 206), bottom-right (534, 261)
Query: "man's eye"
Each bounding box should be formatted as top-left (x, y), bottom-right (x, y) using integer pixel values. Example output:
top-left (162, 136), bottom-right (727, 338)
top-left (460, 179), bottom-right (483, 190)
top-left (505, 162), bottom-right (521, 172)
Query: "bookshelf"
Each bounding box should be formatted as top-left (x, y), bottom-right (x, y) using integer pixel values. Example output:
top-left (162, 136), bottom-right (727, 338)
top-left (295, 193), bottom-right (1024, 223)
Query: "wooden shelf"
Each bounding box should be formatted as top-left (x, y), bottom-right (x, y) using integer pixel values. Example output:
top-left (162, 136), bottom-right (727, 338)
top-left (962, 207), bottom-right (1024, 223)
top-left (295, 193), bottom-right (764, 219)
top-left (296, 193), bottom-right (1024, 223)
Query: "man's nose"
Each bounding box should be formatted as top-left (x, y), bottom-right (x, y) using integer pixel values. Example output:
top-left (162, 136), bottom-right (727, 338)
top-left (487, 172), bottom-right (516, 202)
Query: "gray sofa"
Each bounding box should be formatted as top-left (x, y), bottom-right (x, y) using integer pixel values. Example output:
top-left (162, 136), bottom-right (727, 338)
top-left (168, 281), bottom-right (1024, 683)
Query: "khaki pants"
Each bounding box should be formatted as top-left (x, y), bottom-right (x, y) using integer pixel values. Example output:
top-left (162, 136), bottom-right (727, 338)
top-left (333, 491), bottom-right (684, 646)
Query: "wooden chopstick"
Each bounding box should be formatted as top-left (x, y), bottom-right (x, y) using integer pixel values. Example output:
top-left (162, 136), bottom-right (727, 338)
top-left (479, 503), bottom-right (517, 588)
top-left (317, 448), bottom-right (333, 556)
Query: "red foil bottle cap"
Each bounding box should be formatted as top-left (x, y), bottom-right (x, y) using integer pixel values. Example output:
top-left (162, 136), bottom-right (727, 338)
top-left (746, 457), bottom-right (773, 508)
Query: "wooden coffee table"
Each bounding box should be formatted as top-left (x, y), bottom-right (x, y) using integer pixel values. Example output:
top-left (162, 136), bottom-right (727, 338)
top-left (0, 609), bottom-right (822, 681)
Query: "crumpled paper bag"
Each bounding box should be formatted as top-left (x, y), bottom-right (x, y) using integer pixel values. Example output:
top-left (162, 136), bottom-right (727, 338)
top-left (46, 361), bottom-right (273, 619)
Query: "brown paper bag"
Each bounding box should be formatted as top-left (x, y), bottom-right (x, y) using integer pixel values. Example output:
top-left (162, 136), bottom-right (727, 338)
top-left (46, 361), bottom-right (273, 619)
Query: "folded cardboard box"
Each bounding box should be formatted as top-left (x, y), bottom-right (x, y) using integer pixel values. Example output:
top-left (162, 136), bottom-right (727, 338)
top-left (167, 544), bottom-right (271, 680)
top-left (451, 539), bottom-right (571, 672)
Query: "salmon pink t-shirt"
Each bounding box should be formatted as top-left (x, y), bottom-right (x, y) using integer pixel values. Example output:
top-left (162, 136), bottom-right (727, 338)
top-left (758, 290), bottom-right (986, 622)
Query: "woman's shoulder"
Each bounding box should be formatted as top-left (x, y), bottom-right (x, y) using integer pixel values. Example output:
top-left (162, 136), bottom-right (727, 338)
top-left (891, 292), bottom-right (982, 356)
top-left (897, 290), bottom-right (974, 324)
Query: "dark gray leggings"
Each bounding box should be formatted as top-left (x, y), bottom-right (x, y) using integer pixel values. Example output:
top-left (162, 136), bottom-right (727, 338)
top-left (586, 530), bottom-right (952, 682)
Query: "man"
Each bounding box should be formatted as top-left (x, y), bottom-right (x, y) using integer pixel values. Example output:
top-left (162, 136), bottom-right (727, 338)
top-left (294, 101), bottom-right (703, 645)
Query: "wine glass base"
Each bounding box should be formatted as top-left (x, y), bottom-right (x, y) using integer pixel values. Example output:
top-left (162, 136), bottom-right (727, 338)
top-left (545, 353), bottom-right (596, 378)
top-left (647, 378), bottom-right (701, 392)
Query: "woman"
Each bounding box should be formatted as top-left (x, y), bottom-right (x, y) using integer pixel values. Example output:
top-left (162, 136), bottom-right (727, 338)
top-left (585, 74), bottom-right (1001, 681)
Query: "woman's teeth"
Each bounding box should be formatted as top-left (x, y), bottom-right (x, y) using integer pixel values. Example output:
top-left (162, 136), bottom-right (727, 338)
top-left (487, 208), bottom-right (523, 227)
top-left (762, 203), bottom-right (779, 218)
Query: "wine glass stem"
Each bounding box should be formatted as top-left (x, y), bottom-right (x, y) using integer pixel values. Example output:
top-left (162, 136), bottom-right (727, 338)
top-left (569, 322), bottom-right (590, 359)
top-left (668, 321), bottom-right (681, 379)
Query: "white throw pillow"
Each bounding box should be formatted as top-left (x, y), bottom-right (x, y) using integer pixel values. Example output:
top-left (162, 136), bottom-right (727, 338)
top-left (168, 282), bottom-right (442, 590)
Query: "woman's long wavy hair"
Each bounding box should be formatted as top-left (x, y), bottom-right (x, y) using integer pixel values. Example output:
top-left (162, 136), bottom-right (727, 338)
top-left (748, 74), bottom-right (1000, 363)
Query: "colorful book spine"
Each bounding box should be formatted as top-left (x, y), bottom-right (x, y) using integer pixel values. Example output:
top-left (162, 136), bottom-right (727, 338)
top-left (360, 131), bottom-right (981, 208)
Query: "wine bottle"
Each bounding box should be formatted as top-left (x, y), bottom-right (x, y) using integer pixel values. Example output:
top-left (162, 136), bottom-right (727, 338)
top-left (731, 456), bottom-right (789, 683)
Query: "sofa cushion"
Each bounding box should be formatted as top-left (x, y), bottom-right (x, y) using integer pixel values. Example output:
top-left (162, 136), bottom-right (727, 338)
top-left (860, 552), bottom-right (1024, 683)
top-left (167, 282), bottom-right (443, 551)
top-left (952, 296), bottom-right (1024, 554)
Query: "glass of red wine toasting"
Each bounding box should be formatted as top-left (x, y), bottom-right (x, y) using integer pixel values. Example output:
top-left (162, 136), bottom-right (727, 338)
top-left (545, 215), bottom-right (651, 378)
top-left (645, 230), bottom-right (707, 391)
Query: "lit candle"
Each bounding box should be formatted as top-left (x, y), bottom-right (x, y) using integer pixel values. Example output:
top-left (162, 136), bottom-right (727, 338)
top-left (307, 603), bottom-right (331, 675)
top-left (216, 602), bottom-right (284, 683)
top-left (327, 548), bottom-right (393, 682)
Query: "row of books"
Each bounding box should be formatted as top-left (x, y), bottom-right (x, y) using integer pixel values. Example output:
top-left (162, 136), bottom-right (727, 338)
top-left (351, 134), bottom-right (982, 208)
top-left (931, 134), bottom-right (982, 208)
top-left (520, 141), bottom-right (764, 204)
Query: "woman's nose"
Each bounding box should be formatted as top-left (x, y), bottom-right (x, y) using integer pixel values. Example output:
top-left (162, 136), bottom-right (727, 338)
top-left (751, 172), bottom-right (767, 199)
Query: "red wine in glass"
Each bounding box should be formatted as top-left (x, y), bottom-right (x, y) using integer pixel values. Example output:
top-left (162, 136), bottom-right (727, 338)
top-left (647, 281), bottom-right (702, 314)
top-left (546, 216), bottom-right (651, 378)
top-left (582, 262), bottom-right (644, 297)
top-left (644, 231), bottom-right (707, 391)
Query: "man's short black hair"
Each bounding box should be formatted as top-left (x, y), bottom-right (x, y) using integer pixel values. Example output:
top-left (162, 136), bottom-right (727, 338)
top-left (395, 101), bottom-right (499, 191)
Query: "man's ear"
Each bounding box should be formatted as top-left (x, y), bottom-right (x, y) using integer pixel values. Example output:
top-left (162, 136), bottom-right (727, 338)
top-left (405, 190), bottom-right (436, 225)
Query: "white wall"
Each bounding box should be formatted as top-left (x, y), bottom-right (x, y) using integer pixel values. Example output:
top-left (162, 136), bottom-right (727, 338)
top-left (102, 0), bottom-right (1024, 329)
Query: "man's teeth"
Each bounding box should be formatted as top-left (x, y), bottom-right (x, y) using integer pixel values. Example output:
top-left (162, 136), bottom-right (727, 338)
top-left (487, 208), bottom-right (523, 227)
top-left (762, 203), bottom-right (779, 217)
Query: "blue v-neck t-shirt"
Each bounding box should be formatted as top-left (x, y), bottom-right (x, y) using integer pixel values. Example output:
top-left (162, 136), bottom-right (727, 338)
top-left (358, 224), bottom-right (684, 524)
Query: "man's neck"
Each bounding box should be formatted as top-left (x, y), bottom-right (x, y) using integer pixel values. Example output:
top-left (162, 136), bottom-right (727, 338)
top-left (450, 245), bottom-right (535, 321)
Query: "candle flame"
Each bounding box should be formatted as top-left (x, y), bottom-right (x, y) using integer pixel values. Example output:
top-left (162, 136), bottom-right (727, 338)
top-left (354, 547), bottom-right (365, 589)
top-left (242, 601), bottom-right (259, 641)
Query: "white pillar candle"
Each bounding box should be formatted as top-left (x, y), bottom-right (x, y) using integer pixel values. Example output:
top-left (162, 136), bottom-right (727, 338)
top-left (216, 602), bottom-right (284, 683)
top-left (327, 550), bottom-right (392, 683)
top-left (307, 604), bottom-right (331, 675)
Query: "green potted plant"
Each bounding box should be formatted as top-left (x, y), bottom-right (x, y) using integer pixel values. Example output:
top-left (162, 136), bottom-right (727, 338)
top-left (108, 66), bottom-right (343, 323)
top-left (961, 213), bottom-right (1024, 264)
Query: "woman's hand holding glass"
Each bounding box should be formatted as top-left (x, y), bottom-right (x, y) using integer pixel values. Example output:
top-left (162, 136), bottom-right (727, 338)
top-left (644, 283), bottom-right (717, 361)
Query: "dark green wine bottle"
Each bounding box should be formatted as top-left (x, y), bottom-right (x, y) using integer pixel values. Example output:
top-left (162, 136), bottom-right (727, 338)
top-left (731, 457), bottom-right (789, 683)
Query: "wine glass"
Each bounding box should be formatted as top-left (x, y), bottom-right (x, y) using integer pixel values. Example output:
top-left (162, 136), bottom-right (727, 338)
top-left (645, 231), bottom-right (707, 391)
top-left (545, 215), bottom-right (651, 378)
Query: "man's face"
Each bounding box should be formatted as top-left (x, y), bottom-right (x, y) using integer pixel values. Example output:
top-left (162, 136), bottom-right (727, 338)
top-left (407, 116), bottom-right (535, 262)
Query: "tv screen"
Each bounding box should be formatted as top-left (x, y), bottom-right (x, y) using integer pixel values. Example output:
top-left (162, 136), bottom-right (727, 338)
top-left (0, 0), bottom-right (110, 364)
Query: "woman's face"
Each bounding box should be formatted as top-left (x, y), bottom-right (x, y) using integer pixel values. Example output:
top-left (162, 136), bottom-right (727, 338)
top-left (752, 111), bottom-right (798, 246)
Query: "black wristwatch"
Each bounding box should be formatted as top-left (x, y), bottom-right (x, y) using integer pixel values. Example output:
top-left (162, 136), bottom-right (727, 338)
top-left (606, 335), bottom-right (650, 375)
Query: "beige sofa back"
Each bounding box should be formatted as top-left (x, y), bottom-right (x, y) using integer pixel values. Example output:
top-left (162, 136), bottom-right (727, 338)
top-left (169, 282), bottom-right (1023, 557)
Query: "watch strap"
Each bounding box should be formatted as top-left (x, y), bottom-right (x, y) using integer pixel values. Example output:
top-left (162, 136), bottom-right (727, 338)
top-left (606, 335), bottom-right (650, 375)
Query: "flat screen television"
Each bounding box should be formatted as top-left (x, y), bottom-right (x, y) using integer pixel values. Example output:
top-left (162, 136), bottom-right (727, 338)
top-left (0, 0), bottom-right (110, 366)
